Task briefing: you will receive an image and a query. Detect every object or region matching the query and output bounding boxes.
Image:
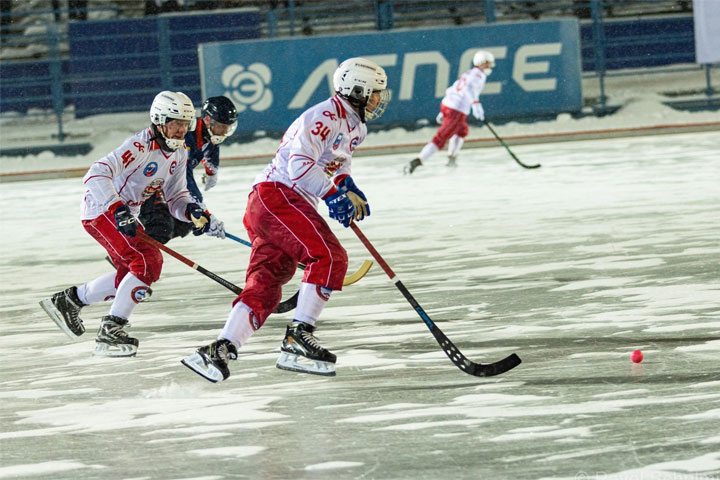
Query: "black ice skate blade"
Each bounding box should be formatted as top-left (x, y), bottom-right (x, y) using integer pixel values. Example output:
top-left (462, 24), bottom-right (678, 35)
top-left (276, 363), bottom-right (336, 377)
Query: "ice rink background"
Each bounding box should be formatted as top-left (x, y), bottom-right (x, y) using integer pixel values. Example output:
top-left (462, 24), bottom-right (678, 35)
top-left (1, 124), bottom-right (719, 478)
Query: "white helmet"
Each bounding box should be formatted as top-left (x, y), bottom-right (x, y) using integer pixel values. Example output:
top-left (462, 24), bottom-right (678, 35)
top-left (473, 50), bottom-right (495, 76)
top-left (150, 91), bottom-right (195, 151)
top-left (333, 57), bottom-right (390, 122)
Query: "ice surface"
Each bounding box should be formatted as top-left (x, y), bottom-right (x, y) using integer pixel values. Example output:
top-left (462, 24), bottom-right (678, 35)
top-left (1, 128), bottom-right (719, 479)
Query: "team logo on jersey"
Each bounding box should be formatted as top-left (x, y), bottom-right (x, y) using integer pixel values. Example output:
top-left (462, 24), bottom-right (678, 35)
top-left (142, 179), bottom-right (165, 199)
top-left (169, 160), bottom-right (177, 175)
top-left (221, 63), bottom-right (273, 112)
top-left (324, 156), bottom-right (344, 176)
top-left (131, 286), bottom-right (149, 304)
top-left (144, 162), bottom-right (158, 177)
top-left (332, 133), bottom-right (344, 150)
top-left (349, 137), bottom-right (360, 152)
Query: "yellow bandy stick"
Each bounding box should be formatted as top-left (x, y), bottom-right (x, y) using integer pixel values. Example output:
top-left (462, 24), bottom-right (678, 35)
top-left (343, 259), bottom-right (373, 286)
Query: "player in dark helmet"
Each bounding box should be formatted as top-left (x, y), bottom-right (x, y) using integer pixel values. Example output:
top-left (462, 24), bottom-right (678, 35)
top-left (201, 96), bottom-right (238, 145)
top-left (138, 95), bottom-right (239, 244)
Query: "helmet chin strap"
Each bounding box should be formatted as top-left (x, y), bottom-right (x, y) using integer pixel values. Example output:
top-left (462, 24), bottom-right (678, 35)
top-left (343, 95), bottom-right (368, 123)
top-left (158, 124), bottom-right (183, 151)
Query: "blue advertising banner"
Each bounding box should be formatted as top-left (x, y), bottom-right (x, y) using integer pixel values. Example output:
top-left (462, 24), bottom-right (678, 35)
top-left (199, 20), bottom-right (582, 134)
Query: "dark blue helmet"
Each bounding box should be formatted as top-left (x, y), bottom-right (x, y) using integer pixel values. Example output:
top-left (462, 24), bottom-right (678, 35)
top-left (201, 96), bottom-right (238, 144)
top-left (201, 96), bottom-right (238, 125)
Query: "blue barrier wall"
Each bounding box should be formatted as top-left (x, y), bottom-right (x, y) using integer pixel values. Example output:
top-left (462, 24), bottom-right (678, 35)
top-left (0, 15), bottom-right (696, 117)
top-left (580, 16), bottom-right (695, 71)
top-left (200, 20), bottom-right (583, 134)
top-left (67, 10), bottom-right (261, 117)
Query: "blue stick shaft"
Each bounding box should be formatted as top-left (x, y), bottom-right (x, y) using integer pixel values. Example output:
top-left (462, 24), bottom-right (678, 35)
top-left (225, 232), bottom-right (252, 247)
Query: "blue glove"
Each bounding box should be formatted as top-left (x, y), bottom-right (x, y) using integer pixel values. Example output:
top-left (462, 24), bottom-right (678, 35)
top-left (186, 203), bottom-right (210, 235)
top-left (324, 190), bottom-right (355, 227)
top-left (113, 204), bottom-right (137, 237)
top-left (338, 176), bottom-right (370, 220)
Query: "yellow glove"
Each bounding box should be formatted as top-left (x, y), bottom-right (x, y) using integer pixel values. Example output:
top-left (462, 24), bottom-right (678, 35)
top-left (186, 203), bottom-right (210, 235)
top-left (346, 191), bottom-right (369, 221)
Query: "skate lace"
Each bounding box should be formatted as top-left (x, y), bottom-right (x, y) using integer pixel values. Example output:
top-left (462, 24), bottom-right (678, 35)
top-left (57, 294), bottom-right (82, 325)
top-left (216, 342), bottom-right (237, 361)
top-left (104, 321), bottom-right (131, 338)
top-left (300, 331), bottom-right (325, 352)
top-left (68, 310), bottom-right (81, 325)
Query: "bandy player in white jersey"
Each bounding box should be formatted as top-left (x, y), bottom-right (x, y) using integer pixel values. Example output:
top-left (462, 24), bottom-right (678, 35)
top-left (40, 91), bottom-right (213, 357)
top-left (405, 50), bottom-right (495, 174)
top-left (183, 57), bottom-right (391, 382)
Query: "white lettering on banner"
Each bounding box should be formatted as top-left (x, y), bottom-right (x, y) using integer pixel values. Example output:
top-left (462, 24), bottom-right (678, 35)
top-left (288, 54), bottom-right (399, 109)
top-left (283, 43), bottom-right (565, 109)
top-left (512, 43), bottom-right (562, 92)
top-left (221, 63), bottom-right (273, 112)
top-left (288, 58), bottom-right (337, 109)
top-left (399, 52), bottom-right (449, 100)
top-left (458, 47), bottom-right (507, 94)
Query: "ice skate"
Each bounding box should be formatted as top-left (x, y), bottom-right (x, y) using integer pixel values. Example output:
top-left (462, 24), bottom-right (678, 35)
top-left (182, 338), bottom-right (238, 383)
top-left (403, 158), bottom-right (423, 175)
top-left (446, 155), bottom-right (457, 167)
top-left (93, 315), bottom-right (139, 357)
top-left (276, 322), bottom-right (336, 376)
top-left (39, 286), bottom-right (86, 339)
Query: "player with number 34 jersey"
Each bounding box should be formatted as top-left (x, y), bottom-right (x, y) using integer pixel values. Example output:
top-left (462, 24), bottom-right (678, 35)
top-left (182, 57), bottom-right (391, 382)
top-left (254, 96), bottom-right (364, 207)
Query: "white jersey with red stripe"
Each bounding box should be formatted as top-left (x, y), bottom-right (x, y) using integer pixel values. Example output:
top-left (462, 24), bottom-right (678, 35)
top-left (441, 67), bottom-right (488, 115)
top-left (253, 95), bottom-right (367, 207)
top-left (81, 127), bottom-right (193, 221)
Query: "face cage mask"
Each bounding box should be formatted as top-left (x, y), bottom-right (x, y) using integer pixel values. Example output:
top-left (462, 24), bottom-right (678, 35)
top-left (160, 119), bottom-right (192, 151)
top-left (208, 118), bottom-right (238, 145)
top-left (365, 89), bottom-right (391, 122)
top-left (163, 136), bottom-right (185, 151)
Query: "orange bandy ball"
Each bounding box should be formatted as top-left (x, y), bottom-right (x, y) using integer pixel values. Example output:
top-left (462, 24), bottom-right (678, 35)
top-left (631, 350), bottom-right (644, 363)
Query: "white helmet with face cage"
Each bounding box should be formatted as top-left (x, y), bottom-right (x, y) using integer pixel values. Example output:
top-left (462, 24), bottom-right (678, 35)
top-left (333, 58), bottom-right (390, 122)
top-left (150, 91), bottom-right (195, 150)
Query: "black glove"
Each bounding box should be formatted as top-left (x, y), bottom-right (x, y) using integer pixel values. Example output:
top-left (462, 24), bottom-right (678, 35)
top-left (186, 203), bottom-right (210, 235)
top-left (114, 204), bottom-right (137, 237)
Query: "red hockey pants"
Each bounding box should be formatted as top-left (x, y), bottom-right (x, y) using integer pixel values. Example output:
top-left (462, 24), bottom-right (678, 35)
top-left (239, 182), bottom-right (348, 326)
top-left (83, 211), bottom-right (163, 286)
top-left (432, 104), bottom-right (469, 150)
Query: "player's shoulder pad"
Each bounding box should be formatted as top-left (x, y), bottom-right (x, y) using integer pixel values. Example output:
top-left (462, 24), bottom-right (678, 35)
top-left (307, 97), bottom-right (345, 126)
top-left (122, 129), bottom-right (153, 153)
